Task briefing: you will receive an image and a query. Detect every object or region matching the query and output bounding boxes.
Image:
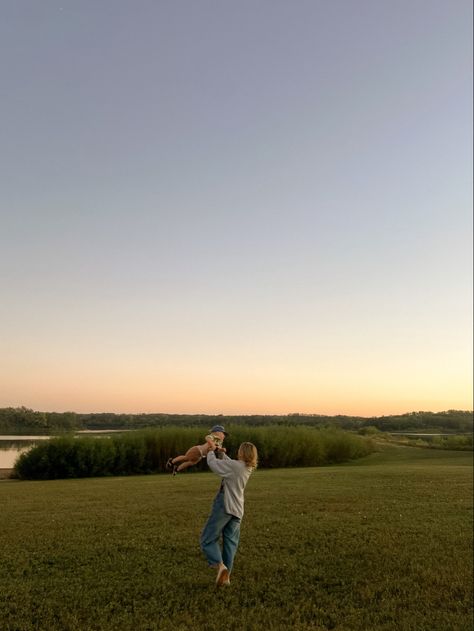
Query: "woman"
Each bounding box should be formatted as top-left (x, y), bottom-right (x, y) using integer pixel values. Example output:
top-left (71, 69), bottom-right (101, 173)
top-left (200, 441), bottom-right (258, 586)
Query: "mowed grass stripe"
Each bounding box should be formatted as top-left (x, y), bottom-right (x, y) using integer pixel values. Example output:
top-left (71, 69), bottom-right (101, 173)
top-left (0, 446), bottom-right (472, 631)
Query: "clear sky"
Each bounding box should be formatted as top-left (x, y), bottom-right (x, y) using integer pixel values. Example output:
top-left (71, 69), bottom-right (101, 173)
top-left (1, 1), bottom-right (472, 416)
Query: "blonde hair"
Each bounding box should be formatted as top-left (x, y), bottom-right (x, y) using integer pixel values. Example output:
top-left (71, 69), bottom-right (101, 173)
top-left (238, 442), bottom-right (258, 471)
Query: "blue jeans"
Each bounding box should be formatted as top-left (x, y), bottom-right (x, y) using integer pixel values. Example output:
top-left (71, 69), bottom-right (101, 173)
top-left (200, 491), bottom-right (241, 572)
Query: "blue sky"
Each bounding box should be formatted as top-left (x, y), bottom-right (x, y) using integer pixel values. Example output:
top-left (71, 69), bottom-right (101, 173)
top-left (1, 1), bottom-right (472, 414)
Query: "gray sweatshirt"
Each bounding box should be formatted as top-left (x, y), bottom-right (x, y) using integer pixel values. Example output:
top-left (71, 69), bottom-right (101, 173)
top-left (207, 451), bottom-right (252, 519)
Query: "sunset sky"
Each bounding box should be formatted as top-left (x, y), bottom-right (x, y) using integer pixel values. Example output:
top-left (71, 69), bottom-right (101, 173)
top-left (1, 1), bottom-right (472, 416)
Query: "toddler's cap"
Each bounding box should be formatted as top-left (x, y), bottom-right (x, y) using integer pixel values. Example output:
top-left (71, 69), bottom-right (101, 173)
top-left (210, 425), bottom-right (228, 436)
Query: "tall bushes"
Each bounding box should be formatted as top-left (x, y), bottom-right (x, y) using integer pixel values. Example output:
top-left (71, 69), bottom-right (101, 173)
top-left (13, 426), bottom-right (375, 480)
top-left (223, 426), bottom-right (374, 468)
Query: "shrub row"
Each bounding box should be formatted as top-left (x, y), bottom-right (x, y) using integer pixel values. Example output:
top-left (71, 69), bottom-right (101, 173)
top-left (430, 434), bottom-right (473, 450)
top-left (390, 434), bottom-right (473, 451)
top-left (13, 426), bottom-right (376, 480)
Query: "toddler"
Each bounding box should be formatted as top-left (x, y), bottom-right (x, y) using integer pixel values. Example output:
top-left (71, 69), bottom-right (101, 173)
top-left (166, 425), bottom-right (228, 475)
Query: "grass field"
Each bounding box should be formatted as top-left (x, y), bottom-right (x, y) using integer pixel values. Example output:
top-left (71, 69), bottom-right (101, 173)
top-left (0, 445), bottom-right (472, 631)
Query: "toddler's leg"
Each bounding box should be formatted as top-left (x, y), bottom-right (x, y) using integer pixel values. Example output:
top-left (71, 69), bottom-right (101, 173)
top-left (171, 455), bottom-right (187, 465)
top-left (176, 460), bottom-right (198, 472)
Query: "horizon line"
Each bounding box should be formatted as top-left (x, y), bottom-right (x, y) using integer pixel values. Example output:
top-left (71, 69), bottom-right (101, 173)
top-left (3, 406), bottom-right (472, 419)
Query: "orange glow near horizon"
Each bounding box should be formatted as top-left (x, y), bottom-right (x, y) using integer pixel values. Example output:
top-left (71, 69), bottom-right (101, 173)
top-left (2, 298), bottom-right (471, 418)
top-left (1, 355), bottom-right (471, 417)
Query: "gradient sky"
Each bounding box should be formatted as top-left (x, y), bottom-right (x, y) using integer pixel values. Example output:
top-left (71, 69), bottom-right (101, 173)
top-left (1, 1), bottom-right (472, 416)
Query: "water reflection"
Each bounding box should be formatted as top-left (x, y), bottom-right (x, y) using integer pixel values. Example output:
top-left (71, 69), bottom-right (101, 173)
top-left (0, 436), bottom-right (49, 469)
top-left (0, 433), bottom-right (127, 470)
top-left (0, 448), bottom-right (31, 469)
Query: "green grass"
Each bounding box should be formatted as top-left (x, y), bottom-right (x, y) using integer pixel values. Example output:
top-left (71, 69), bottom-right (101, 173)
top-left (1, 445), bottom-right (472, 631)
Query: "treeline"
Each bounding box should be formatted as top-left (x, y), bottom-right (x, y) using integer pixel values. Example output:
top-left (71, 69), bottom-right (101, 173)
top-left (13, 426), bottom-right (375, 480)
top-left (0, 408), bottom-right (78, 433)
top-left (363, 411), bottom-right (473, 432)
top-left (0, 407), bottom-right (472, 434)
